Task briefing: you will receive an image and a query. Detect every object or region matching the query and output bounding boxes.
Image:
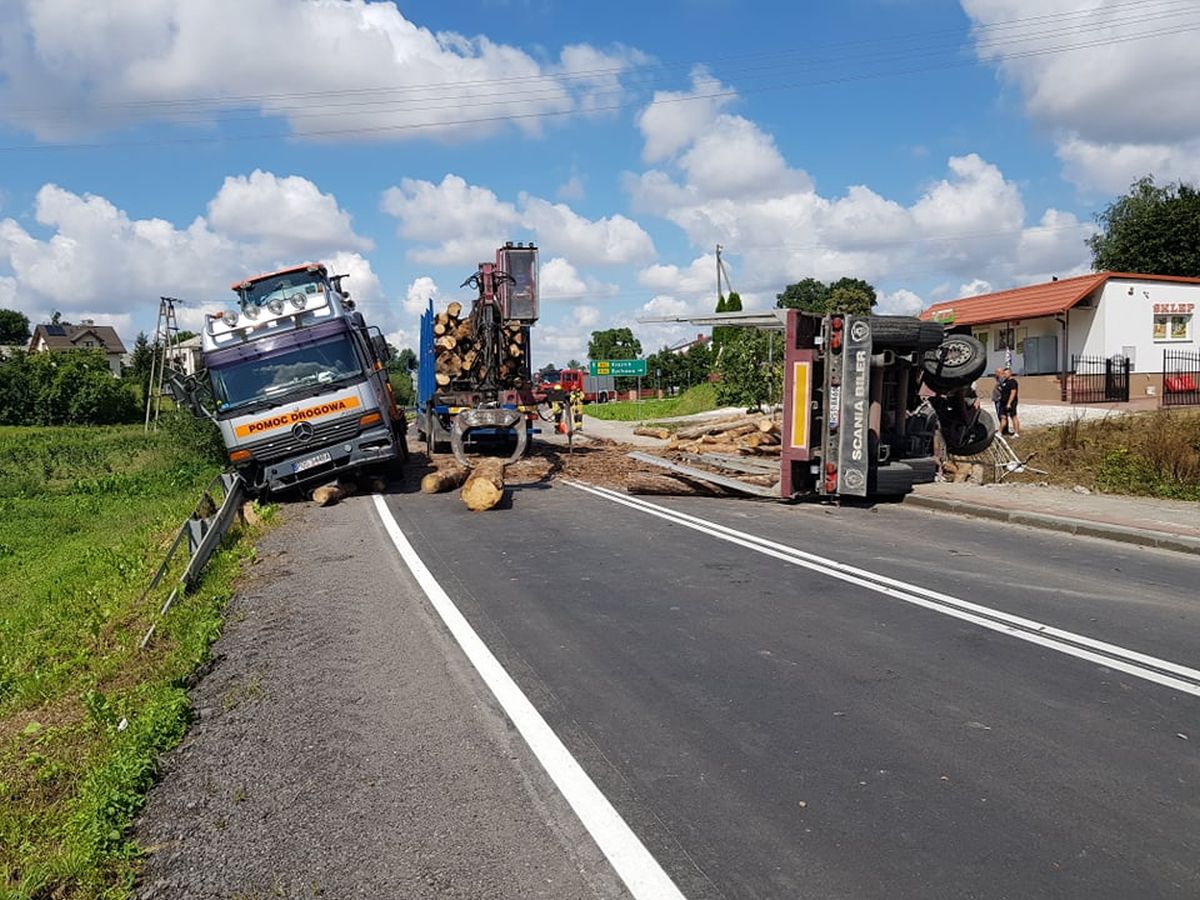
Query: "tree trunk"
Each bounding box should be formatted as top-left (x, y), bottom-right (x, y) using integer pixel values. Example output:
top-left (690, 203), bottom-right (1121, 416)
top-left (461, 458), bottom-right (506, 511)
top-left (420, 464), bottom-right (469, 494)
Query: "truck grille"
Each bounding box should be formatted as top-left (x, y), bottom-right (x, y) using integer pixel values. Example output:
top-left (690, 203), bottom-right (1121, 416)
top-left (246, 413), bottom-right (363, 463)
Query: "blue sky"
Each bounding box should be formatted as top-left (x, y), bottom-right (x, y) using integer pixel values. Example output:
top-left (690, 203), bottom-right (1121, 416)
top-left (2, 0), bottom-right (1198, 365)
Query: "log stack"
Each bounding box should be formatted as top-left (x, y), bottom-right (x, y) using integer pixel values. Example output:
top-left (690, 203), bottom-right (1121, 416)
top-left (433, 301), bottom-right (527, 389)
top-left (665, 414), bottom-right (782, 457)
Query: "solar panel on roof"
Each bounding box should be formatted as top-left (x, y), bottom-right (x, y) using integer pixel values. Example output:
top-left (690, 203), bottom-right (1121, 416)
top-left (45, 324), bottom-right (66, 336)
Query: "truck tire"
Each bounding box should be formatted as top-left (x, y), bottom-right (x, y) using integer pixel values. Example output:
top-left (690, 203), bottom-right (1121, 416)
top-left (868, 462), bottom-right (915, 498)
top-left (944, 414), bottom-right (996, 457)
top-left (921, 334), bottom-right (987, 389)
top-left (869, 316), bottom-right (945, 352)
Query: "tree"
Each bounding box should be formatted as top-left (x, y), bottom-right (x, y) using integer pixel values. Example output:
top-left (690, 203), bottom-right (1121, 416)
top-left (776, 277), bottom-right (877, 315)
top-left (0, 350), bottom-right (138, 426)
top-left (537, 362), bottom-right (559, 378)
top-left (49, 310), bottom-right (72, 327)
top-left (566, 358), bottom-right (584, 370)
top-left (175, 329), bottom-right (198, 344)
top-left (586, 328), bottom-right (641, 362)
top-left (714, 330), bottom-right (781, 411)
top-left (0, 309), bottom-right (30, 344)
top-left (1088, 175), bottom-right (1200, 275)
top-left (775, 277), bottom-right (829, 313)
top-left (390, 347), bottom-right (417, 373)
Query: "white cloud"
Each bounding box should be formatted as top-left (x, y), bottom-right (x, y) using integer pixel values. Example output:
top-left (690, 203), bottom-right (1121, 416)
top-left (0, 0), bottom-right (645, 143)
top-left (556, 175), bottom-right (586, 202)
top-left (540, 257), bottom-right (588, 298)
top-left (877, 289), bottom-right (925, 316)
top-left (962, 0), bottom-right (1200, 191)
top-left (403, 276), bottom-right (440, 316)
top-left (956, 279), bottom-right (993, 298)
top-left (637, 68), bottom-right (736, 163)
top-left (384, 174), bottom-right (655, 267)
top-left (638, 254), bottom-right (717, 296)
top-left (573, 305), bottom-right (600, 328)
top-left (207, 169), bottom-right (373, 256)
top-left (0, 176), bottom-right (390, 339)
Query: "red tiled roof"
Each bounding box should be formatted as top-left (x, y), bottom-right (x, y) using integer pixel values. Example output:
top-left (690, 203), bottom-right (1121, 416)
top-left (919, 272), bottom-right (1200, 327)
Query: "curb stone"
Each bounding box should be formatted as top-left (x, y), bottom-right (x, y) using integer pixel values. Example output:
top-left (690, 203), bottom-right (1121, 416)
top-left (904, 494), bottom-right (1200, 556)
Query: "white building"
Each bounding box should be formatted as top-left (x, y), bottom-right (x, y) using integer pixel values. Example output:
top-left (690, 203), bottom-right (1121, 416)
top-left (921, 272), bottom-right (1200, 403)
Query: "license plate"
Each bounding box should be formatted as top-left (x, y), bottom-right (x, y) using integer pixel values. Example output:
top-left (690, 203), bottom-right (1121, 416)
top-left (293, 451), bottom-right (332, 473)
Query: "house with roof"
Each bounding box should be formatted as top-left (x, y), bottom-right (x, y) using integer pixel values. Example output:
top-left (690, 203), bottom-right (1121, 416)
top-left (920, 272), bottom-right (1200, 403)
top-left (28, 320), bottom-right (128, 376)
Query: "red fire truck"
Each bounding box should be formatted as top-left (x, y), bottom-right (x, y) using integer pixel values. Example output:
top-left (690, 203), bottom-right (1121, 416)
top-left (536, 368), bottom-right (617, 403)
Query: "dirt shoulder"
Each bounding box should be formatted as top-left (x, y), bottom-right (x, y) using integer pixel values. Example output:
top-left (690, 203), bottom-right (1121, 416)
top-left (135, 493), bottom-right (627, 900)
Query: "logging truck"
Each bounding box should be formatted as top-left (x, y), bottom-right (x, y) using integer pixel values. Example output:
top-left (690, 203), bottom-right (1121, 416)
top-left (637, 308), bottom-right (994, 500)
top-left (417, 242), bottom-right (541, 465)
top-left (182, 263), bottom-right (407, 496)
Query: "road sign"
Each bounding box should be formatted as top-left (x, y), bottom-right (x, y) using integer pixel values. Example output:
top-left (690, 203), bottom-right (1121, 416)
top-left (590, 359), bottom-right (648, 377)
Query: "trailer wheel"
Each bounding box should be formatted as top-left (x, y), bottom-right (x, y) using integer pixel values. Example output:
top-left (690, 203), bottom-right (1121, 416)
top-left (869, 316), bottom-right (945, 352)
top-left (868, 462), bottom-right (915, 498)
top-left (921, 334), bottom-right (987, 388)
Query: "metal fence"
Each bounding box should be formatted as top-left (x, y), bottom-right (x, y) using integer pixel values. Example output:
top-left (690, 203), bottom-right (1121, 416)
top-left (1070, 354), bottom-right (1130, 403)
top-left (1163, 348), bottom-right (1200, 407)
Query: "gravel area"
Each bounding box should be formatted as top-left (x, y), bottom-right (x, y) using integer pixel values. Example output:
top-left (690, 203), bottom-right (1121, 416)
top-left (135, 493), bottom-right (628, 899)
top-left (1012, 403), bottom-right (1136, 428)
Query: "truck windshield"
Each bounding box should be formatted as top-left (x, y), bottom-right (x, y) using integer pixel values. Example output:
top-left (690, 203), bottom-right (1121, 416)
top-left (240, 270), bottom-right (325, 309)
top-left (210, 334), bottom-right (363, 412)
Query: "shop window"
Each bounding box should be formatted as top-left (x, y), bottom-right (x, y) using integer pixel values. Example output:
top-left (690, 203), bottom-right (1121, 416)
top-left (1154, 314), bottom-right (1192, 342)
top-left (973, 331), bottom-right (988, 351)
top-left (995, 326), bottom-right (1027, 352)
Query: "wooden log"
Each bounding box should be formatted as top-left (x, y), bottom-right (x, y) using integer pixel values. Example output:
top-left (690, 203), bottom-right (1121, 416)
top-left (446, 301), bottom-right (462, 318)
top-left (312, 481), bottom-right (356, 507)
top-left (453, 320), bottom-right (474, 341)
top-left (420, 464), bottom-right (469, 494)
top-left (508, 343), bottom-right (523, 357)
top-left (627, 473), bottom-right (723, 496)
top-left (739, 443), bottom-right (782, 455)
top-left (461, 458), bottom-right (506, 511)
top-left (435, 372), bottom-right (451, 387)
top-left (435, 335), bottom-right (457, 351)
top-left (633, 426), bottom-right (671, 440)
top-left (736, 473), bottom-right (780, 487)
top-left (759, 418), bottom-right (781, 434)
top-left (674, 415), bottom-right (760, 440)
top-left (433, 321), bottom-right (447, 336)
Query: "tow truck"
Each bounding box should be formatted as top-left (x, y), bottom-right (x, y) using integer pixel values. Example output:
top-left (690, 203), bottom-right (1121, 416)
top-left (175, 263), bottom-right (407, 497)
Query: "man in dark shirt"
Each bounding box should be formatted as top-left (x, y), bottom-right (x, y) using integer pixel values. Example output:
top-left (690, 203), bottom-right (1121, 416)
top-left (1001, 367), bottom-right (1020, 437)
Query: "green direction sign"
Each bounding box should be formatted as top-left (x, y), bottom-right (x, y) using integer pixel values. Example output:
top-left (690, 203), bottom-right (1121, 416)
top-left (590, 358), bottom-right (648, 377)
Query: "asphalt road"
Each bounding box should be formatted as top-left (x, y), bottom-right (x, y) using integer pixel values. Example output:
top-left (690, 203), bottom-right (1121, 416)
top-left (381, 478), bottom-right (1200, 900)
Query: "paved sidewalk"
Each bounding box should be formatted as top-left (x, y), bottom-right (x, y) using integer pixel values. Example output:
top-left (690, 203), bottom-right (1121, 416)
top-left (909, 481), bottom-right (1200, 555)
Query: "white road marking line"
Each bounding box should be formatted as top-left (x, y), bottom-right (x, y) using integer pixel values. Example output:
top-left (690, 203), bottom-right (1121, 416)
top-left (566, 481), bottom-right (1200, 699)
top-left (371, 494), bottom-right (688, 900)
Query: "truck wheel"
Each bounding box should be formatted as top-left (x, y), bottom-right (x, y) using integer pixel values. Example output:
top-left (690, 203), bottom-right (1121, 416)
top-left (944, 415), bottom-right (996, 457)
top-left (921, 334), bottom-right (987, 388)
top-left (869, 316), bottom-right (945, 352)
top-left (868, 463), bottom-right (915, 498)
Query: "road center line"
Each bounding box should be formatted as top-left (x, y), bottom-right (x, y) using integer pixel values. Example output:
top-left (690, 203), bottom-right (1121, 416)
top-left (371, 494), bottom-right (688, 900)
top-left (565, 481), bottom-right (1200, 699)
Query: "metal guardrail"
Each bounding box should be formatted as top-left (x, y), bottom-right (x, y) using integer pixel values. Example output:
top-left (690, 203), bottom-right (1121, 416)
top-left (138, 472), bottom-right (245, 649)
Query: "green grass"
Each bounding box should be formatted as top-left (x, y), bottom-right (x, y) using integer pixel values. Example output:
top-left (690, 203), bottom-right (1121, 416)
top-left (583, 383), bottom-right (719, 422)
top-left (0, 422), bottom-right (269, 898)
top-left (994, 408), bottom-right (1200, 500)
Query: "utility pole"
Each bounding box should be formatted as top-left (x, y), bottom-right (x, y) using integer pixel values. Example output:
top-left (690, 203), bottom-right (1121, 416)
top-left (715, 243), bottom-right (724, 306)
top-left (144, 296), bottom-right (182, 432)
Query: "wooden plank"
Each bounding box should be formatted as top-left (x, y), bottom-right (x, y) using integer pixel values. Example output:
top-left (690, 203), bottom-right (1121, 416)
top-left (678, 452), bottom-right (781, 476)
top-left (627, 451), bottom-right (780, 498)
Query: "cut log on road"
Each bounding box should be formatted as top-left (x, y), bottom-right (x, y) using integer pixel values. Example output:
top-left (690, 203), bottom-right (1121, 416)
top-left (421, 463), bottom-right (469, 494)
top-left (461, 458), bottom-right (506, 511)
top-left (626, 473), bottom-right (725, 496)
top-left (633, 426), bottom-right (671, 440)
top-left (312, 481), bottom-right (356, 507)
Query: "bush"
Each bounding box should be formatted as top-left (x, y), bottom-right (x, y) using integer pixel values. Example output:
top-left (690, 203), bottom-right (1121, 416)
top-left (0, 351), bottom-right (139, 426)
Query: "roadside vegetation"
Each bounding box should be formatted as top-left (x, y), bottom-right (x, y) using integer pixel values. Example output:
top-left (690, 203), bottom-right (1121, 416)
top-left (0, 415), bottom-right (268, 898)
top-left (584, 383), bottom-right (719, 422)
top-left (1003, 409), bottom-right (1200, 500)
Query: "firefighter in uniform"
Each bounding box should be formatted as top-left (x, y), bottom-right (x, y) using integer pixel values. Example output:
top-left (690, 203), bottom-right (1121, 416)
top-left (570, 387), bottom-right (585, 432)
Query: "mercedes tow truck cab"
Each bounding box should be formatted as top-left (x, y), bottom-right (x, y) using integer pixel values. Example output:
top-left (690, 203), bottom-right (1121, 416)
top-left (200, 263), bottom-right (407, 496)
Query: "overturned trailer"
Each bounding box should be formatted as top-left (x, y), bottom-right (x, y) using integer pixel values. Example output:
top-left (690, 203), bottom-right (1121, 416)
top-left (637, 309), bottom-right (993, 500)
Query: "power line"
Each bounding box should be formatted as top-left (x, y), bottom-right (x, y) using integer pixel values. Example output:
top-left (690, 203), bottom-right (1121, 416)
top-left (1, 3), bottom-right (1195, 150)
